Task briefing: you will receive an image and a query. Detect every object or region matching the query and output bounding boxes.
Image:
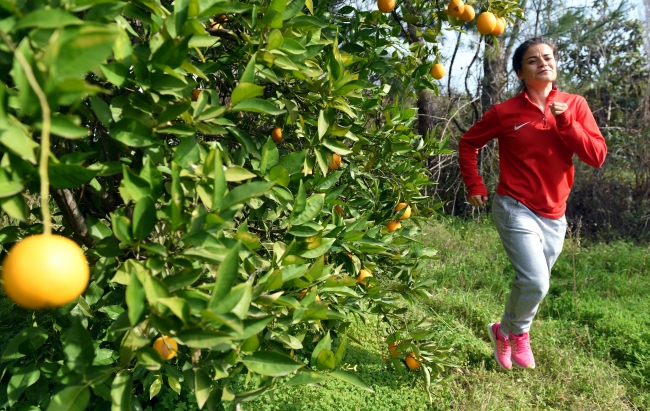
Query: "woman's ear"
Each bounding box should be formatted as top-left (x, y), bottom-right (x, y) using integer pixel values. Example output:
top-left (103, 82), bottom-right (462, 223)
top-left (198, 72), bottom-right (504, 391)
top-left (516, 70), bottom-right (523, 80)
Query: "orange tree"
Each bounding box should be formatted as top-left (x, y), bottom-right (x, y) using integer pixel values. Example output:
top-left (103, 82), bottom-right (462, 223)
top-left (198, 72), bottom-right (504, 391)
top-left (0, 0), bottom-right (520, 409)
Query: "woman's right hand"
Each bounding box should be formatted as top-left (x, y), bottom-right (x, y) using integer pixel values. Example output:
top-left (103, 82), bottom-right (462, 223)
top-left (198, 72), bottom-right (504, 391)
top-left (468, 195), bottom-right (489, 207)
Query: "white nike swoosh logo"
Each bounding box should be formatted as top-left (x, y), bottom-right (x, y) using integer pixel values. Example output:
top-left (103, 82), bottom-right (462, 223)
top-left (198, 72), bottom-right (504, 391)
top-left (514, 121), bottom-right (531, 130)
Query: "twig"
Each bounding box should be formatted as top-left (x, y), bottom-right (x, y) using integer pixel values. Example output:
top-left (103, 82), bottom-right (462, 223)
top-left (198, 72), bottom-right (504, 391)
top-left (0, 30), bottom-right (53, 235)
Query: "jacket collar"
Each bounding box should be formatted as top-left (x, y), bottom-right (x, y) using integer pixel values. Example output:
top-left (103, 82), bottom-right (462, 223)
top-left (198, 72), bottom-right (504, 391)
top-left (519, 85), bottom-right (559, 106)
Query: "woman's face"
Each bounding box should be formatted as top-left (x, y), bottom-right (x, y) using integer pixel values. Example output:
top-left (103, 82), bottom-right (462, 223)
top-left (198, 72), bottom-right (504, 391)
top-left (516, 44), bottom-right (557, 87)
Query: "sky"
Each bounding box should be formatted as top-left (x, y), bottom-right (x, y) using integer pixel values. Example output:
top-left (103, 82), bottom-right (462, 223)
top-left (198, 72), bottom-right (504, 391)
top-left (439, 0), bottom-right (648, 94)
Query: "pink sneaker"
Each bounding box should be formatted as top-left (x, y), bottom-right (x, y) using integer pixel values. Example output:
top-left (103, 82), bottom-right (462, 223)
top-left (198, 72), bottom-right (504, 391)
top-left (488, 323), bottom-right (512, 370)
top-left (510, 332), bottom-right (536, 369)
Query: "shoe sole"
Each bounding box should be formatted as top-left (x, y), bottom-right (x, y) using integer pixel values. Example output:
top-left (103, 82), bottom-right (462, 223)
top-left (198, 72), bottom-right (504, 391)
top-left (512, 359), bottom-right (535, 369)
top-left (487, 323), bottom-right (512, 370)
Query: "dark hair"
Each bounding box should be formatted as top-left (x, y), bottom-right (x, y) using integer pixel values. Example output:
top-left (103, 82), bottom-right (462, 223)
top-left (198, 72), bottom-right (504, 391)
top-left (512, 37), bottom-right (558, 82)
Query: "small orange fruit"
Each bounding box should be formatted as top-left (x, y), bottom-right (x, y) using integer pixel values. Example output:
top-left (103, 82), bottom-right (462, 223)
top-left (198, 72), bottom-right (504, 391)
top-left (210, 22), bottom-right (222, 30)
top-left (395, 203), bottom-right (411, 220)
top-left (216, 14), bottom-right (229, 23)
top-left (335, 205), bottom-right (345, 216)
top-left (476, 12), bottom-right (497, 35)
top-left (271, 127), bottom-right (284, 143)
top-left (1, 234), bottom-right (89, 309)
top-left (153, 336), bottom-right (179, 361)
top-left (386, 221), bottom-right (402, 233)
top-left (388, 341), bottom-right (400, 356)
top-left (328, 153), bottom-right (342, 170)
top-left (406, 352), bottom-right (421, 370)
top-left (491, 17), bottom-right (506, 36)
top-left (377, 0), bottom-right (396, 13)
top-left (460, 4), bottom-right (475, 22)
top-left (191, 89), bottom-right (201, 101)
top-left (430, 63), bottom-right (445, 80)
top-left (447, 0), bottom-right (465, 17)
top-left (357, 269), bottom-right (373, 284)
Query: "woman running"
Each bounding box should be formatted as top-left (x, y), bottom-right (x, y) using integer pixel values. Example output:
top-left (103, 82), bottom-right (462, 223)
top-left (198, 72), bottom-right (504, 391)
top-left (458, 37), bottom-right (607, 370)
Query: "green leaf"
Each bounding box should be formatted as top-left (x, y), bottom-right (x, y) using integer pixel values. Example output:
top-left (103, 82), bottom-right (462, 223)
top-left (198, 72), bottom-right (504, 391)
top-left (150, 373), bottom-right (162, 399)
top-left (260, 137), bottom-right (279, 175)
top-left (231, 82), bottom-right (265, 107)
top-left (316, 349), bottom-right (336, 370)
top-left (48, 115), bottom-right (89, 139)
top-left (133, 196), bottom-right (156, 242)
top-left (318, 110), bottom-right (329, 139)
top-left (266, 30), bottom-right (283, 50)
top-left (219, 181), bottom-right (275, 210)
top-left (176, 329), bottom-right (231, 349)
top-left (0, 126), bottom-right (38, 163)
top-left (64, 319), bottom-right (95, 373)
top-left (0, 180), bottom-right (24, 198)
top-left (212, 150), bottom-right (226, 210)
top-left (291, 193), bottom-right (324, 225)
top-left (322, 139), bottom-right (352, 155)
top-left (210, 242), bottom-right (240, 303)
top-left (195, 369), bottom-right (212, 409)
top-left (1, 327), bottom-right (48, 362)
top-left (168, 376), bottom-right (182, 395)
top-left (110, 119), bottom-right (158, 147)
top-left (328, 370), bottom-right (374, 393)
top-left (0, 193), bottom-right (27, 222)
top-left (119, 166), bottom-right (151, 203)
top-left (157, 297), bottom-right (190, 323)
top-left (126, 271), bottom-right (145, 326)
top-left (8, 364), bottom-right (40, 405)
top-left (231, 99), bottom-right (286, 115)
top-left (112, 214), bottom-right (133, 244)
top-left (15, 9), bottom-right (83, 29)
top-left (308, 333), bottom-right (330, 368)
top-left (137, 347), bottom-right (163, 371)
top-left (52, 25), bottom-right (119, 80)
top-left (269, 165), bottom-right (289, 187)
top-left (300, 237), bottom-right (335, 258)
top-left (111, 370), bottom-right (132, 411)
top-left (285, 370), bottom-right (331, 386)
top-left (242, 351), bottom-right (304, 376)
top-left (46, 385), bottom-right (90, 411)
top-left (334, 334), bottom-right (347, 366)
top-left (280, 38), bottom-right (307, 55)
top-left (172, 136), bottom-right (200, 168)
top-left (48, 163), bottom-right (97, 189)
top-left (225, 166), bottom-right (256, 182)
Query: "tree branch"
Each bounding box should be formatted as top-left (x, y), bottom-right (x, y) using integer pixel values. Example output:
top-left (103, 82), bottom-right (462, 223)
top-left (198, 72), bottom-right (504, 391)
top-left (51, 188), bottom-right (95, 248)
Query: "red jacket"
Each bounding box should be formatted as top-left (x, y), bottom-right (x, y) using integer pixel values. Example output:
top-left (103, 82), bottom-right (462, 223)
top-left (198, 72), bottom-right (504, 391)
top-left (458, 87), bottom-right (607, 219)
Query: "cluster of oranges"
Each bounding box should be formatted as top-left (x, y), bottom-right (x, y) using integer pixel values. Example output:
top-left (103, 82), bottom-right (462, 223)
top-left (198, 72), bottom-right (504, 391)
top-left (388, 341), bottom-right (422, 370)
top-left (476, 12), bottom-right (506, 36)
top-left (387, 202), bottom-right (411, 233)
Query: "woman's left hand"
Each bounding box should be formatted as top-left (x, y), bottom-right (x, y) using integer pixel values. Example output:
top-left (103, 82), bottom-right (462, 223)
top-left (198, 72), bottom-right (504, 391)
top-left (550, 102), bottom-right (568, 116)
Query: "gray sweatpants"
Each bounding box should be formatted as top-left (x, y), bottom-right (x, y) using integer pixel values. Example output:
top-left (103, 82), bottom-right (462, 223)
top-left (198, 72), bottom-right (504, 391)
top-left (492, 194), bottom-right (567, 336)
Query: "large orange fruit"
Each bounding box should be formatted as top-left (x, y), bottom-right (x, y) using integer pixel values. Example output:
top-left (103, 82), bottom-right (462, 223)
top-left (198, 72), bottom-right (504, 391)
top-left (1, 234), bottom-right (89, 309)
top-left (460, 4), bottom-right (475, 22)
top-left (447, 0), bottom-right (465, 17)
top-left (153, 336), bottom-right (178, 361)
top-left (377, 0), bottom-right (396, 13)
top-left (271, 127), bottom-right (284, 143)
top-left (476, 12), bottom-right (497, 35)
top-left (430, 63), bottom-right (445, 80)
top-left (386, 221), bottom-right (402, 233)
top-left (491, 17), bottom-right (506, 36)
top-left (395, 203), bottom-right (411, 220)
top-left (406, 352), bottom-right (421, 370)
top-left (328, 153), bottom-right (342, 170)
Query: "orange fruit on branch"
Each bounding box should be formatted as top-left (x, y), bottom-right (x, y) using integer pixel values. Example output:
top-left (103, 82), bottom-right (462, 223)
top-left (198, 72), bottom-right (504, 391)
top-left (491, 17), bottom-right (506, 36)
top-left (191, 89), bottom-right (201, 101)
top-left (377, 0), bottom-right (396, 13)
top-left (476, 12), bottom-right (497, 35)
top-left (447, 0), bottom-right (465, 17)
top-left (395, 203), bottom-right (411, 220)
top-left (335, 204), bottom-right (345, 216)
top-left (388, 341), bottom-right (400, 356)
top-left (271, 127), bottom-right (284, 143)
top-left (1, 234), bottom-right (89, 310)
top-left (386, 221), bottom-right (402, 233)
top-left (153, 336), bottom-right (178, 361)
top-left (460, 4), bottom-right (475, 22)
top-left (357, 269), bottom-right (373, 284)
top-left (328, 153), bottom-right (342, 170)
top-left (430, 63), bottom-right (445, 80)
top-left (406, 352), bottom-right (421, 370)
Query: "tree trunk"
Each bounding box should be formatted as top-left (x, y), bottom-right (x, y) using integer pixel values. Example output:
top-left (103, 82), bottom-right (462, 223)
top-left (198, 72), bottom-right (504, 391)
top-left (480, 35), bottom-right (507, 114)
